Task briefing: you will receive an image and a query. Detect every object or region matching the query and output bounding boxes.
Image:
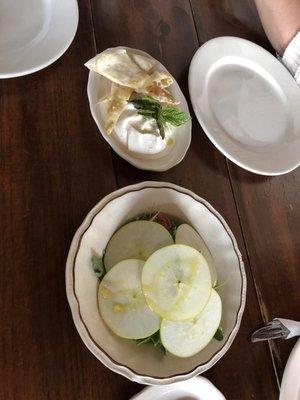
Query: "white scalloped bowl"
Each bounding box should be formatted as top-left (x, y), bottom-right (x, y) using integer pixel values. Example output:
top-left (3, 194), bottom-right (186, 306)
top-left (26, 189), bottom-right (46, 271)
top-left (66, 181), bottom-right (246, 385)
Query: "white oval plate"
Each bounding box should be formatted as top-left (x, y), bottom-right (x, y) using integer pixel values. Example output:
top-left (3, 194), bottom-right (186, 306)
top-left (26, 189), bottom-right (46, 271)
top-left (0, 0), bottom-right (78, 78)
top-left (66, 181), bottom-right (246, 385)
top-left (280, 339), bottom-right (300, 400)
top-left (189, 36), bottom-right (300, 176)
top-left (87, 47), bottom-right (191, 171)
top-left (130, 376), bottom-right (225, 400)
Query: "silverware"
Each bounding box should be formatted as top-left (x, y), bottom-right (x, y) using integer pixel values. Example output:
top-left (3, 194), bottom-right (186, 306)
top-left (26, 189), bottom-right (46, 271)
top-left (251, 318), bottom-right (300, 342)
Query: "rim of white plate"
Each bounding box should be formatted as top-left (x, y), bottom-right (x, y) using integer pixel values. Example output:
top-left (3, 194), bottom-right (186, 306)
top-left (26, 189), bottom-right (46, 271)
top-left (0, 0), bottom-right (79, 79)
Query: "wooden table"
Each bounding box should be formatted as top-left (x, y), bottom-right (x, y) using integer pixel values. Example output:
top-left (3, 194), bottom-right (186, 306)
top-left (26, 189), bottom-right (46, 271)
top-left (1, 1), bottom-right (299, 399)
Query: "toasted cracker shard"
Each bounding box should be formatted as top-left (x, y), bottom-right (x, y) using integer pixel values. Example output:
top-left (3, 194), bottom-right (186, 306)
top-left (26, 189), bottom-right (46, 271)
top-left (105, 83), bottom-right (133, 134)
top-left (85, 48), bottom-right (154, 90)
top-left (85, 48), bottom-right (177, 133)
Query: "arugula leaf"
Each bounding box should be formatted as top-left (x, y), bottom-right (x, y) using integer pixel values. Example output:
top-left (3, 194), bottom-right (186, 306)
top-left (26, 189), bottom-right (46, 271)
top-left (213, 280), bottom-right (227, 290)
top-left (134, 212), bottom-right (152, 221)
top-left (91, 253), bottom-right (106, 280)
top-left (214, 326), bottom-right (224, 341)
top-left (169, 222), bottom-right (178, 240)
top-left (136, 331), bottom-right (167, 355)
top-left (160, 106), bottom-right (191, 126)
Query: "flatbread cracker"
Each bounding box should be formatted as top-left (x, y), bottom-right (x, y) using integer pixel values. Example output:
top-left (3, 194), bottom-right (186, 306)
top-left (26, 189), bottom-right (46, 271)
top-left (86, 48), bottom-right (152, 90)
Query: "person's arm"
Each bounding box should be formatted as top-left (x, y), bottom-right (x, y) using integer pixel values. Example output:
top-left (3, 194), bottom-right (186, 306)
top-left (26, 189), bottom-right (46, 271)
top-left (254, 0), bottom-right (300, 55)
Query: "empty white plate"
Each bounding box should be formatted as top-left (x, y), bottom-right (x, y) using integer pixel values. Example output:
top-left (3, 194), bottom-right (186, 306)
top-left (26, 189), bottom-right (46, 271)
top-left (189, 36), bottom-right (300, 176)
top-left (0, 0), bottom-right (78, 78)
top-left (130, 376), bottom-right (225, 400)
top-left (280, 339), bottom-right (300, 400)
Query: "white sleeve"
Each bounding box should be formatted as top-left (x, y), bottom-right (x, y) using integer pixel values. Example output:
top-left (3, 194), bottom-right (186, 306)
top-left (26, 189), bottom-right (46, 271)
top-left (282, 32), bottom-right (300, 84)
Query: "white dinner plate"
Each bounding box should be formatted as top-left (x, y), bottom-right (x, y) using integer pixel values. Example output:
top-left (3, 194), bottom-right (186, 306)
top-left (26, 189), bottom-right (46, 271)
top-left (189, 36), bottom-right (300, 176)
top-left (130, 376), bottom-right (226, 400)
top-left (280, 339), bottom-right (300, 400)
top-left (0, 0), bottom-right (79, 78)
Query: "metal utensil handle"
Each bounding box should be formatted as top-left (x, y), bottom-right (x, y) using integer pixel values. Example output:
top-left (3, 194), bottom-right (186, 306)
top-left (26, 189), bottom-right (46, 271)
top-left (277, 318), bottom-right (300, 339)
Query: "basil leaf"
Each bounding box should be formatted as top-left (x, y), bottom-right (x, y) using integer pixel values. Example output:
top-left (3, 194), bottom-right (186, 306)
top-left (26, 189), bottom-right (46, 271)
top-left (160, 106), bottom-right (190, 126)
top-left (138, 109), bottom-right (157, 118)
top-left (130, 96), bottom-right (189, 140)
top-left (131, 96), bottom-right (160, 109)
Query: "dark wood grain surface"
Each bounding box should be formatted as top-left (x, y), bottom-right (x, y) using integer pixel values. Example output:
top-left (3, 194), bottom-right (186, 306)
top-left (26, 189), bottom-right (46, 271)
top-left (190, 0), bottom-right (300, 382)
top-left (0, 0), bottom-right (299, 399)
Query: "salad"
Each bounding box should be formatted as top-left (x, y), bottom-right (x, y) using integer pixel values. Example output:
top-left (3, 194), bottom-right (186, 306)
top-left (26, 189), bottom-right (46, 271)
top-left (92, 212), bottom-right (223, 358)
